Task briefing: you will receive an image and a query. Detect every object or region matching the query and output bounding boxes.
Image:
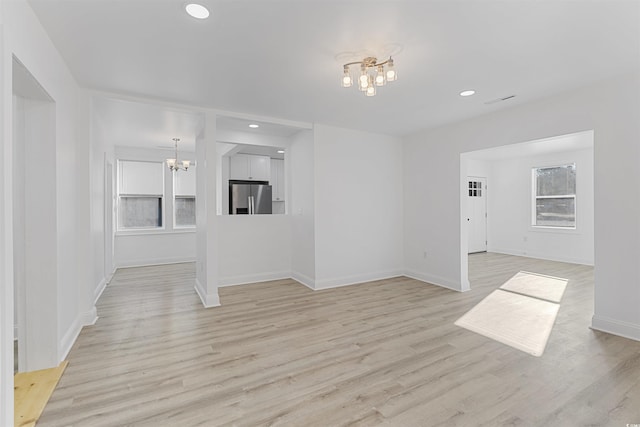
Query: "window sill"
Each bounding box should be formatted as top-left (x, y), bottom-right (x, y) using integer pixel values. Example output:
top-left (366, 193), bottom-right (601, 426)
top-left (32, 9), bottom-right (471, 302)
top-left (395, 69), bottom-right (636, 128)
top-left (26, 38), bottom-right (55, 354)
top-left (529, 226), bottom-right (580, 235)
top-left (116, 228), bottom-right (196, 237)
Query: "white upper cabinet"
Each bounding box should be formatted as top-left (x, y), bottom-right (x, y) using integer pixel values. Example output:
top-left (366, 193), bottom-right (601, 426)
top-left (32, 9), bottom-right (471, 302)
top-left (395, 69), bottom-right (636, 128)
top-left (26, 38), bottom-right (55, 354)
top-left (229, 154), bottom-right (270, 181)
top-left (270, 159), bottom-right (285, 201)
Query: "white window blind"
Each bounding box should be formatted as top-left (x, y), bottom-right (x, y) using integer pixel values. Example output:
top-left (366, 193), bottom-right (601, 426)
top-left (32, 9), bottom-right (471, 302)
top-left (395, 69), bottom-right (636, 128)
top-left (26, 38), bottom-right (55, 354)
top-left (118, 160), bottom-right (164, 229)
top-left (119, 160), bottom-right (164, 195)
top-left (174, 164), bottom-right (196, 196)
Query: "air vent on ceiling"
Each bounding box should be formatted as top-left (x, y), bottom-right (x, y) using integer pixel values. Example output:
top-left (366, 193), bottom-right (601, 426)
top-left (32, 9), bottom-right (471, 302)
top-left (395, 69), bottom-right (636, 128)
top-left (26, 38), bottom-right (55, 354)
top-left (484, 95), bottom-right (516, 105)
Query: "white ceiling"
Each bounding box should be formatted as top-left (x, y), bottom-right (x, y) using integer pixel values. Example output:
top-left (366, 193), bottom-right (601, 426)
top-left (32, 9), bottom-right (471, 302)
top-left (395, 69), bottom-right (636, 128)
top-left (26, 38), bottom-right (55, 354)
top-left (92, 97), bottom-right (204, 151)
top-left (216, 116), bottom-right (304, 138)
top-left (29, 0), bottom-right (640, 136)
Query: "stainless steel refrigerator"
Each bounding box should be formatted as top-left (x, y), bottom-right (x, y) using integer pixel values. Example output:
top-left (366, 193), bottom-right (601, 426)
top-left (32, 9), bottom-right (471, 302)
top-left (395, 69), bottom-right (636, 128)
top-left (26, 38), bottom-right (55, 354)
top-left (229, 180), bottom-right (272, 215)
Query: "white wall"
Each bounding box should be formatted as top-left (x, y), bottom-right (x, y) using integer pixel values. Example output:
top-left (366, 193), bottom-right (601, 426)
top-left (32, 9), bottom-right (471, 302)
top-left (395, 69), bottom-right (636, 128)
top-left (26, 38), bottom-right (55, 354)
top-left (404, 72), bottom-right (640, 340)
top-left (486, 147), bottom-right (594, 265)
top-left (195, 111), bottom-right (220, 307)
top-left (313, 124), bottom-right (404, 289)
top-left (467, 158), bottom-right (490, 178)
top-left (13, 94), bottom-right (59, 371)
top-left (114, 232), bottom-right (196, 268)
top-left (217, 215), bottom-right (291, 286)
top-left (290, 129), bottom-right (315, 286)
top-left (0, 5), bottom-right (10, 422)
top-left (1, 0), bottom-right (90, 424)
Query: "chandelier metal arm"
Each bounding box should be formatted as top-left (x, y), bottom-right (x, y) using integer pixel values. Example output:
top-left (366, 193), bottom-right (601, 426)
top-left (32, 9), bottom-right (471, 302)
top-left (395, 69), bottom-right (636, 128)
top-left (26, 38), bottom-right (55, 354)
top-left (342, 56), bottom-right (393, 69)
top-left (166, 137), bottom-right (190, 172)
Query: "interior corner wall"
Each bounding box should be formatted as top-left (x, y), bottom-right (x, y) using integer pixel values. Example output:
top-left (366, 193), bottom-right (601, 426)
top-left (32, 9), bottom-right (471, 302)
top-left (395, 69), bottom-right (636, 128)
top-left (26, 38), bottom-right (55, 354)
top-left (2, 0), bottom-right (87, 422)
top-left (403, 72), bottom-right (640, 341)
top-left (290, 129), bottom-right (316, 287)
top-left (89, 94), bottom-right (114, 302)
top-left (195, 110), bottom-right (220, 307)
top-left (0, 8), bottom-right (11, 425)
top-left (487, 147), bottom-right (594, 265)
top-left (313, 124), bottom-right (404, 289)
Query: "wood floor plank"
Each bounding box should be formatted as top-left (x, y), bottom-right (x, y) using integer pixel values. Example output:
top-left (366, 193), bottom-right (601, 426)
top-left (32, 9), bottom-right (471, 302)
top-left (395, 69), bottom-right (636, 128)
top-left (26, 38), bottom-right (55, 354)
top-left (14, 361), bottom-right (68, 427)
top-left (37, 253), bottom-right (640, 426)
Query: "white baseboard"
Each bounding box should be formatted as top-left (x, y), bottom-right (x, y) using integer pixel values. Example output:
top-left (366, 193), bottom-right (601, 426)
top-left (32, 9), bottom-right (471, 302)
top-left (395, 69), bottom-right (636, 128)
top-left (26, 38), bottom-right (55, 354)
top-left (313, 270), bottom-right (403, 290)
top-left (59, 306), bottom-right (98, 362)
top-left (218, 271), bottom-right (291, 287)
top-left (403, 269), bottom-right (467, 292)
top-left (94, 277), bottom-right (108, 304)
top-left (115, 257), bottom-right (196, 269)
top-left (195, 278), bottom-right (220, 308)
top-left (291, 271), bottom-right (316, 290)
top-left (487, 247), bottom-right (594, 266)
top-left (591, 315), bottom-right (640, 342)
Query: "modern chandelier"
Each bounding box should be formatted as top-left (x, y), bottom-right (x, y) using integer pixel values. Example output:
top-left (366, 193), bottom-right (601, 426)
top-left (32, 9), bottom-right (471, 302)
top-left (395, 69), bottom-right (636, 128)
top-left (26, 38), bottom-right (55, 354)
top-left (166, 138), bottom-right (191, 172)
top-left (341, 56), bottom-right (397, 97)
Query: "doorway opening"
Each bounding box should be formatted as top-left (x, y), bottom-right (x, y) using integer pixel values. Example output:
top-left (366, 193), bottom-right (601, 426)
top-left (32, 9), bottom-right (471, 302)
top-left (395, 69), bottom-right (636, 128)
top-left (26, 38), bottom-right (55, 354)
top-left (460, 130), bottom-right (594, 290)
top-left (12, 56), bottom-right (58, 373)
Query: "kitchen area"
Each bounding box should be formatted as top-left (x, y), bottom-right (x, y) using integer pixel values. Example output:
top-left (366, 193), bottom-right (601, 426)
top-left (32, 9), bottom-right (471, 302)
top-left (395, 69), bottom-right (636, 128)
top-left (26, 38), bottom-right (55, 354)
top-left (221, 147), bottom-right (286, 215)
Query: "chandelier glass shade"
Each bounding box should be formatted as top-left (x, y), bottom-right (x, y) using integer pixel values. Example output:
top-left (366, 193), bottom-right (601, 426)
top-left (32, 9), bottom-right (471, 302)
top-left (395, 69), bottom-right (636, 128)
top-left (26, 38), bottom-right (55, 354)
top-left (341, 56), bottom-right (396, 96)
top-left (166, 138), bottom-right (190, 172)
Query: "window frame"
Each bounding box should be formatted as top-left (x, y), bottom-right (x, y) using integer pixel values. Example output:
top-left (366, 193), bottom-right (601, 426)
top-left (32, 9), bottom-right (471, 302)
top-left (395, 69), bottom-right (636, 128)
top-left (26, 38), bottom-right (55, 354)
top-left (116, 160), bottom-right (166, 233)
top-left (531, 163), bottom-right (577, 230)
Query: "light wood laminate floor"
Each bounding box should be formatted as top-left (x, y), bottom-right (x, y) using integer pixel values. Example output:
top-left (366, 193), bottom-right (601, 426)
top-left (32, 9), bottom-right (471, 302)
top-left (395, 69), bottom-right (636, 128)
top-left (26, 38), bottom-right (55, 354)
top-left (39, 253), bottom-right (640, 426)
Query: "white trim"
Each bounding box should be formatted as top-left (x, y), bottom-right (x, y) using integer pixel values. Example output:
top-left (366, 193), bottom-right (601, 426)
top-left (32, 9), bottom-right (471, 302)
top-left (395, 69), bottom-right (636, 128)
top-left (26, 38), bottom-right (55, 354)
top-left (194, 278), bottom-right (220, 308)
top-left (94, 277), bottom-right (108, 305)
top-left (115, 257), bottom-right (196, 269)
top-left (403, 269), bottom-right (468, 292)
top-left (291, 271), bottom-right (316, 290)
top-left (313, 270), bottom-right (403, 290)
top-left (58, 307), bottom-right (98, 362)
top-left (591, 315), bottom-right (640, 342)
top-left (487, 247), bottom-right (593, 266)
top-left (218, 271), bottom-right (291, 287)
top-left (115, 229), bottom-right (196, 237)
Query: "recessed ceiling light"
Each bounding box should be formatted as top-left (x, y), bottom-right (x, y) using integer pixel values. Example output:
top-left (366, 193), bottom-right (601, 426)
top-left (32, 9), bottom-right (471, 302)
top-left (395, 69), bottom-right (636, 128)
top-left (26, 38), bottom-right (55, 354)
top-left (277, 150), bottom-right (285, 154)
top-left (185, 3), bottom-right (210, 19)
top-left (460, 90), bottom-right (476, 97)
top-left (248, 124), bottom-right (259, 128)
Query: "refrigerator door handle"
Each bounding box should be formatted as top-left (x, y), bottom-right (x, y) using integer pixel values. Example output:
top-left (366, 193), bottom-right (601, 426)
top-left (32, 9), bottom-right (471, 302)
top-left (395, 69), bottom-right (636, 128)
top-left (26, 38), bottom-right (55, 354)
top-left (250, 196), bottom-right (255, 215)
top-left (248, 196), bottom-right (252, 215)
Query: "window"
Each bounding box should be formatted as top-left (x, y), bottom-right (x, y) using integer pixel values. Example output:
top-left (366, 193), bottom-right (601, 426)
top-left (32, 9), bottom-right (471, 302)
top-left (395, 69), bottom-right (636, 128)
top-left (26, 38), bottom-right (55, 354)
top-left (468, 180), bottom-right (482, 197)
top-left (119, 196), bottom-right (163, 228)
top-left (174, 165), bottom-right (196, 227)
top-left (175, 196), bottom-right (195, 226)
top-left (118, 160), bottom-right (164, 230)
top-left (533, 164), bottom-right (576, 228)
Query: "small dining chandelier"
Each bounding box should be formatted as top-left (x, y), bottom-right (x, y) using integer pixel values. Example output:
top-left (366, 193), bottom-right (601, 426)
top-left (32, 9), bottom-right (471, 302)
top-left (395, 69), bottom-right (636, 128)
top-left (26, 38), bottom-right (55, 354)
top-left (166, 138), bottom-right (190, 172)
top-left (341, 56), bottom-right (397, 97)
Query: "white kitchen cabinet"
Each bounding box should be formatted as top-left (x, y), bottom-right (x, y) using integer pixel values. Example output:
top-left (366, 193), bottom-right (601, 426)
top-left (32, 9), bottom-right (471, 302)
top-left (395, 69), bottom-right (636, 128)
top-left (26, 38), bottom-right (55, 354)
top-left (229, 154), bottom-right (270, 181)
top-left (270, 159), bottom-right (285, 201)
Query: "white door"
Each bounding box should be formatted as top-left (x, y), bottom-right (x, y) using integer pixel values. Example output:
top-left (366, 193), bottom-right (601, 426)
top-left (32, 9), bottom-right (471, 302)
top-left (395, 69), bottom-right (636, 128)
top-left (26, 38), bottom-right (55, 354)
top-left (467, 177), bottom-right (487, 253)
